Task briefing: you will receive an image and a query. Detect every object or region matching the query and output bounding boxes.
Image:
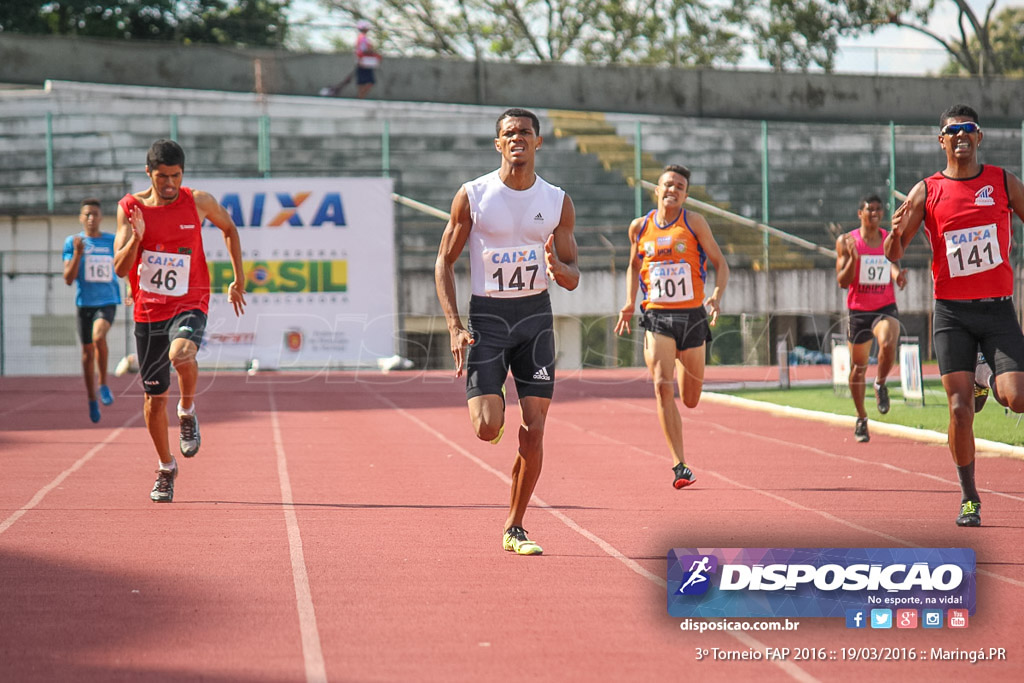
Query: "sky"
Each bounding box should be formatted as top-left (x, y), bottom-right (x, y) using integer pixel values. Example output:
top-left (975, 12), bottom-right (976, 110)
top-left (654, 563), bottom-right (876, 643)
top-left (288, 1), bottom-right (1024, 76)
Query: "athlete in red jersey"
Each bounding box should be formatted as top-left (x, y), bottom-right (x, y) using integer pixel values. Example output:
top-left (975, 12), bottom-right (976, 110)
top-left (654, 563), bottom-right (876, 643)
top-left (835, 194), bottom-right (907, 443)
top-left (886, 104), bottom-right (1024, 527)
top-left (615, 165), bottom-right (729, 489)
top-left (114, 139), bottom-right (246, 503)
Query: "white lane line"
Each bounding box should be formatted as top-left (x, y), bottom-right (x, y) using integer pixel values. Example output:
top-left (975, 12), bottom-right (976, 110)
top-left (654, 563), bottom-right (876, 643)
top-left (0, 394), bottom-right (50, 419)
top-left (0, 413), bottom-right (142, 537)
top-left (268, 388), bottom-right (328, 683)
top-left (378, 394), bottom-right (818, 683)
top-left (611, 396), bottom-right (1024, 504)
top-left (567, 400), bottom-right (1024, 590)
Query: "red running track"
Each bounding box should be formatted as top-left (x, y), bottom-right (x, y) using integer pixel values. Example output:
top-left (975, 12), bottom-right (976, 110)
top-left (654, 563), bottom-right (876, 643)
top-left (1, 368), bottom-right (1021, 682)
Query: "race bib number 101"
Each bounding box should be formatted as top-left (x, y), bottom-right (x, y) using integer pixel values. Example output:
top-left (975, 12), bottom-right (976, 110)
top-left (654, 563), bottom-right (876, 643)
top-left (648, 262), bottom-right (694, 304)
top-left (483, 244), bottom-right (547, 296)
top-left (138, 250), bottom-right (191, 297)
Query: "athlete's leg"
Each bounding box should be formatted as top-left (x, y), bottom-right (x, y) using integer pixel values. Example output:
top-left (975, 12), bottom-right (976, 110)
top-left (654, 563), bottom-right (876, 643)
top-left (847, 340), bottom-right (872, 419)
top-left (941, 372), bottom-right (976, 467)
top-left (170, 338), bottom-right (199, 412)
top-left (504, 395), bottom-right (550, 531)
top-left (92, 317), bottom-right (111, 387)
top-left (143, 391), bottom-right (174, 465)
top-left (872, 316), bottom-right (900, 386)
top-left (646, 331), bottom-right (684, 465)
top-left (468, 393), bottom-right (505, 442)
top-left (676, 343), bottom-right (706, 409)
top-left (80, 342), bottom-right (98, 401)
top-left (992, 372), bottom-right (1024, 411)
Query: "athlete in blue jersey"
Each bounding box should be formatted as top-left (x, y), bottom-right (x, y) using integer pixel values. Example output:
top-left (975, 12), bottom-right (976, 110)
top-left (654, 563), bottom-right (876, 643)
top-left (63, 198), bottom-right (122, 422)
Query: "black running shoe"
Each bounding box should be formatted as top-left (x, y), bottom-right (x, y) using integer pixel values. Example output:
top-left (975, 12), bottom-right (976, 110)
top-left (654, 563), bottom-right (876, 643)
top-left (179, 411), bottom-right (201, 458)
top-left (672, 463), bottom-right (696, 489)
top-left (854, 417), bottom-right (870, 443)
top-left (875, 383), bottom-right (890, 414)
top-left (956, 500), bottom-right (981, 527)
top-left (150, 468), bottom-right (177, 503)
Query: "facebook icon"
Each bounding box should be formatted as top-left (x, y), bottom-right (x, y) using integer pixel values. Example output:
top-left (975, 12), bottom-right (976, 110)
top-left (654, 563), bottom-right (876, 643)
top-left (845, 609), bottom-right (867, 629)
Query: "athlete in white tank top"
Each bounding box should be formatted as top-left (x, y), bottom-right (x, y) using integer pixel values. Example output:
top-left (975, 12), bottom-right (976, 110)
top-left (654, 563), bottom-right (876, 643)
top-left (464, 169), bottom-right (565, 298)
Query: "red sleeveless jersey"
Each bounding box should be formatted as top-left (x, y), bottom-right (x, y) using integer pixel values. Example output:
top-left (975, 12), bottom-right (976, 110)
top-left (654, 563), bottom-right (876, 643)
top-left (923, 165), bottom-right (1013, 300)
top-left (119, 187), bottom-right (210, 322)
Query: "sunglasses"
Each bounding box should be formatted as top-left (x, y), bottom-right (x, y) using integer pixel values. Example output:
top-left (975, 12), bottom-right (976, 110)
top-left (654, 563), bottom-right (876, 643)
top-left (940, 122), bottom-right (980, 136)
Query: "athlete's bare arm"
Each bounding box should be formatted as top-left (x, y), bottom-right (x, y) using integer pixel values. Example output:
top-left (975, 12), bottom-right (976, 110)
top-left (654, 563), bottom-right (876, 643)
top-left (63, 236), bottom-right (83, 285)
top-left (614, 216), bottom-right (645, 336)
top-left (194, 190), bottom-right (246, 316)
top-left (690, 212), bottom-right (730, 326)
top-left (544, 194), bottom-right (580, 291)
top-left (885, 181), bottom-right (927, 262)
top-left (1007, 171), bottom-right (1024, 223)
top-left (835, 234), bottom-right (858, 288)
top-left (113, 204), bottom-right (143, 278)
top-left (435, 187), bottom-right (475, 377)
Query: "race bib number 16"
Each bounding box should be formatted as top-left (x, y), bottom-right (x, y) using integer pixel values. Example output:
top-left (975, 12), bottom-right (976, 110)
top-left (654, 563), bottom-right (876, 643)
top-left (138, 250), bottom-right (191, 297)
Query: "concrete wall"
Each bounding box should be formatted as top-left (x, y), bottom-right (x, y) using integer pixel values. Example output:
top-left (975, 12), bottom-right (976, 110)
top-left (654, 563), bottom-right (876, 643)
top-left (3, 33), bottom-right (1023, 125)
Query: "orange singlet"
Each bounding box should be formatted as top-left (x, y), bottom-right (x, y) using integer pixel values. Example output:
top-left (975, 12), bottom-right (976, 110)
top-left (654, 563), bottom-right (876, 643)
top-left (636, 209), bottom-right (707, 311)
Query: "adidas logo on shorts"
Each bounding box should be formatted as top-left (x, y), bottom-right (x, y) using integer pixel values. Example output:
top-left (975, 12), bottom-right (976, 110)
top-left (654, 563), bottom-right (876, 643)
top-left (533, 367), bottom-right (551, 381)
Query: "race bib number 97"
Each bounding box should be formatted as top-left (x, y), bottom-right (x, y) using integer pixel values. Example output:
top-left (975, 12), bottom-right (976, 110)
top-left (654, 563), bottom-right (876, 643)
top-left (858, 255), bottom-right (891, 286)
top-left (84, 254), bottom-right (113, 283)
top-left (649, 262), bottom-right (694, 304)
top-left (138, 250), bottom-right (191, 297)
top-left (945, 224), bottom-right (1002, 278)
top-left (483, 244), bottom-right (547, 296)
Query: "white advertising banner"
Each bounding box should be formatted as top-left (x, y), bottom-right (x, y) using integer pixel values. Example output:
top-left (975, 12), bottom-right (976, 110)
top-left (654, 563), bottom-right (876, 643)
top-left (899, 342), bottom-right (925, 403)
top-left (133, 177), bottom-right (396, 369)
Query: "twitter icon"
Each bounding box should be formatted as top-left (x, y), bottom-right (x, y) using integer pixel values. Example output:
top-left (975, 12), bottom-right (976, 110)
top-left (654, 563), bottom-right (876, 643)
top-left (870, 609), bottom-right (893, 629)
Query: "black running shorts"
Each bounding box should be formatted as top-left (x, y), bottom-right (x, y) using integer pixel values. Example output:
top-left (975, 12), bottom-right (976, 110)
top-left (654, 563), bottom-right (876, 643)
top-left (933, 298), bottom-right (1024, 376)
top-left (76, 305), bottom-right (116, 344)
top-left (466, 291), bottom-right (555, 401)
top-left (847, 303), bottom-right (899, 345)
top-left (639, 306), bottom-right (712, 352)
top-left (134, 309), bottom-right (207, 395)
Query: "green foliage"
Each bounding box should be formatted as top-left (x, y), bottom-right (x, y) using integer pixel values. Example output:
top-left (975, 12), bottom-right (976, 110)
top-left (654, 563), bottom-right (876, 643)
top-left (0, 1), bottom-right (291, 46)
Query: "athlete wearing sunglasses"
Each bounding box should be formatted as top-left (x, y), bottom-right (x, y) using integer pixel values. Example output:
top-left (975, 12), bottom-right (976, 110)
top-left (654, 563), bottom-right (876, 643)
top-left (886, 103), bottom-right (1024, 528)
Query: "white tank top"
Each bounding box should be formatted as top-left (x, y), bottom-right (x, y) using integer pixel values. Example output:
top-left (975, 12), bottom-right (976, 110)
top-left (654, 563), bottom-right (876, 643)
top-left (464, 170), bottom-right (565, 298)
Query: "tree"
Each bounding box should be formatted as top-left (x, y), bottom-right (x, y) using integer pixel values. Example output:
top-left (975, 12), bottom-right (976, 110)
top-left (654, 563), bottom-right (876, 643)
top-left (934, 5), bottom-right (1024, 76)
top-left (320, 0), bottom-right (745, 66)
top-left (0, 1), bottom-right (291, 47)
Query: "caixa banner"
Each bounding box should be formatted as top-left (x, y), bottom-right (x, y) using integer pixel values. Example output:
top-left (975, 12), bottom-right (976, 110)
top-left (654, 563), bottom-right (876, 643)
top-left (667, 548), bottom-right (975, 618)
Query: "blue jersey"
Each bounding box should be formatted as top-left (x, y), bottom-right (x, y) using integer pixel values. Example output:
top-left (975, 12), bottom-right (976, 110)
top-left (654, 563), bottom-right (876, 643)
top-left (63, 232), bottom-right (122, 307)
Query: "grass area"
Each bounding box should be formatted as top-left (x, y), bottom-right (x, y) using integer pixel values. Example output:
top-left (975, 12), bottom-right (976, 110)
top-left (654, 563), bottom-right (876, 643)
top-left (722, 380), bottom-right (1024, 446)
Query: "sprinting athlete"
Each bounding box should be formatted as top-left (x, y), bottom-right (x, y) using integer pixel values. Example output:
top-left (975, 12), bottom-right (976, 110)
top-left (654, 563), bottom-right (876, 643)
top-left (835, 193), bottom-right (907, 443)
top-left (63, 198), bottom-right (121, 423)
top-left (886, 103), bottom-right (1024, 527)
top-left (435, 108), bottom-right (579, 555)
top-left (615, 165), bottom-right (729, 488)
top-left (114, 139), bottom-right (246, 503)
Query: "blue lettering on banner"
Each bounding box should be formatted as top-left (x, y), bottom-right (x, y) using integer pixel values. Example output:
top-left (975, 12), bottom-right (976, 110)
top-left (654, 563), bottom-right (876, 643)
top-left (667, 548), bottom-right (976, 618)
top-left (950, 229), bottom-right (991, 245)
top-left (213, 192), bottom-right (347, 228)
top-left (145, 253), bottom-right (187, 268)
top-left (491, 250), bottom-right (539, 264)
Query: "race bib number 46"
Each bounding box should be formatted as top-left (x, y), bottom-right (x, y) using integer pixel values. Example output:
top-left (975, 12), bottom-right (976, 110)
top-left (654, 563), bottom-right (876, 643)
top-left (139, 250), bottom-right (191, 297)
top-left (945, 224), bottom-right (1002, 278)
top-left (84, 254), bottom-right (113, 283)
top-left (858, 255), bottom-right (891, 286)
top-left (483, 244), bottom-right (547, 296)
top-left (649, 262), bottom-right (694, 303)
